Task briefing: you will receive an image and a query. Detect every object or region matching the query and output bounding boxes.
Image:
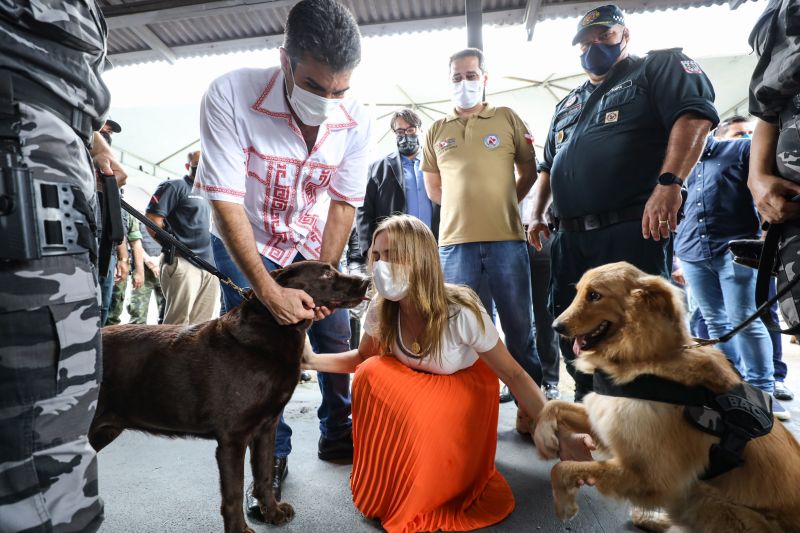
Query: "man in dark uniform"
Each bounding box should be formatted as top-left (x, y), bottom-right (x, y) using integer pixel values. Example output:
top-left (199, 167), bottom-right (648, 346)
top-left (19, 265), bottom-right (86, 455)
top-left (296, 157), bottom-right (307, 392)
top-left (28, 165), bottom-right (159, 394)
top-left (0, 3), bottom-right (125, 532)
top-left (527, 4), bottom-right (718, 401)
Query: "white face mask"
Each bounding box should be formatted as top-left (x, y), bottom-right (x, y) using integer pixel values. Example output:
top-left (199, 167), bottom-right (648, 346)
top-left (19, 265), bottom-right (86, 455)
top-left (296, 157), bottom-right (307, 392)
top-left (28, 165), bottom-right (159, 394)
top-left (452, 79), bottom-right (483, 110)
top-left (372, 261), bottom-right (409, 302)
top-left (285, 62), bottom-right (341, 126)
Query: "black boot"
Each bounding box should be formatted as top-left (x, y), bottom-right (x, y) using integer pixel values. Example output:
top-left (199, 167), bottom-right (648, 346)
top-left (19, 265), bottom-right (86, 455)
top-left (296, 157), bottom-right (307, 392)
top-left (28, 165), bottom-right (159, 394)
top-left (245, 457), bottom-right (289, 521)
top-left (318, 431), bottom-right (353, 461)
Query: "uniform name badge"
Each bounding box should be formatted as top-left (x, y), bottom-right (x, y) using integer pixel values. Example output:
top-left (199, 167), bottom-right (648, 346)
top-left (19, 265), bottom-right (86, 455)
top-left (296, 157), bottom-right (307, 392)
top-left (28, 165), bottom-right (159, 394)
top-left (604, 110), bottom-right (619, 124)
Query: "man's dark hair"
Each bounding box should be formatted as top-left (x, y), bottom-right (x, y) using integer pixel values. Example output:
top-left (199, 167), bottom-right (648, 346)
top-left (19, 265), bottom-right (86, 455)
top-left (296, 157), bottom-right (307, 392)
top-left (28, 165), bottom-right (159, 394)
top-left (448, 48), bottom-right (486, 72)
top-left (390, 108), bottom-right (422, 131)
top-left (284, 0), bottom-right (361, 71)
top-left (717, 115), bottom-right (750, 137)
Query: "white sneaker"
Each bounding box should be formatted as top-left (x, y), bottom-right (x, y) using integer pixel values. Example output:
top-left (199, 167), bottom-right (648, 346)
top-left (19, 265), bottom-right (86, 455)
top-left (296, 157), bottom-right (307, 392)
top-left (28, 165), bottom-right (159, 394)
top-left (773, 397), bottom-right (791, 421)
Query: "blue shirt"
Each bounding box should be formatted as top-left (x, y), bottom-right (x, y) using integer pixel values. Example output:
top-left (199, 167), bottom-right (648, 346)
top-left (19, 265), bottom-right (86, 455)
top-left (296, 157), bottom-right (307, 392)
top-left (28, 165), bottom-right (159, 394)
top-left (401, 153), bottom-right (433, 229)
top-left (674, 136), bottom-right (760, 262)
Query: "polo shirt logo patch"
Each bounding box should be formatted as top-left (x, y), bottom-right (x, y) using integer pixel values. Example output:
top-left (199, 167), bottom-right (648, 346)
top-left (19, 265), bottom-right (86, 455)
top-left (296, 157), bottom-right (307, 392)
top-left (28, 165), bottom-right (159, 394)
top-left (681, 60), bottom-right (703, 74)
top-left (483, 134), bottom-right (500, 149)
top-left (604, 110), bottom-right (619, 123)
top-left (437, 137), bottom-right (457, 152)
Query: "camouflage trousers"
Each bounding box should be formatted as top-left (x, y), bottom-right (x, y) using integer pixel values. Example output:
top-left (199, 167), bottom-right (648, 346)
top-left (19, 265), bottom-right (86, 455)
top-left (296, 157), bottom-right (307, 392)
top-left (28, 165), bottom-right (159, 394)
top-left (0, 102), bottom-right (103, 532)
top-left (127, 268), bottom-right (164, 324)
top-left (105, 276), bottom-right (126, 326)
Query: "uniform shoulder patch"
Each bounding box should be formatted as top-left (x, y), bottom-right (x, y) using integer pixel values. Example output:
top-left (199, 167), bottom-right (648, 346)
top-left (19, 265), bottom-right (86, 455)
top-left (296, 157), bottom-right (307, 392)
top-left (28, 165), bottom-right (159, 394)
top-left (680, 60), bottom-right (703, 74)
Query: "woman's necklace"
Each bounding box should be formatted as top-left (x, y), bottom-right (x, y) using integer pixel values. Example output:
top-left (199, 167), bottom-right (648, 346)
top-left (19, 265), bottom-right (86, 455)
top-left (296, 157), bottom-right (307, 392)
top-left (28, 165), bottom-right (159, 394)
top-left (400, 312), bottom-right (424, 354)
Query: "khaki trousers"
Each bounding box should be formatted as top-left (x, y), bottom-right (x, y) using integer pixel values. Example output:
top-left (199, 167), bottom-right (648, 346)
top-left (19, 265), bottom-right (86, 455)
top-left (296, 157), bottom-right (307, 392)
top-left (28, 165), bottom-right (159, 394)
top-left (160, 255), bottom-right (220, 325)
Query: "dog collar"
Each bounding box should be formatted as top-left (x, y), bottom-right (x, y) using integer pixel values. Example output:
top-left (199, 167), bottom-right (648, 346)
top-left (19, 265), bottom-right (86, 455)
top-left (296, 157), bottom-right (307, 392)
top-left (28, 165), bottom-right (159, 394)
top-left (592, 369), bottom-right (773, 480)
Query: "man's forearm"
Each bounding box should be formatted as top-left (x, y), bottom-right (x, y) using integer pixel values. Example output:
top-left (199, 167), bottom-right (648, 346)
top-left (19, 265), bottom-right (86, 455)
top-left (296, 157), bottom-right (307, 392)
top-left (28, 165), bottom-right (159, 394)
top-left (320, 200), bottom-right (356, 265)
top-left (529, 171), bottom-right (552, 222)
top-left (750, 119), bottom-right (779, 178)
top-left (423, 172), bottom-right (442, 205)
top-left (515, 160), bottom-right (538, 203)
top-left (131, 240), bottom-right (145, 275)
top-left (660, 113), bottom-right (713, 178)
top-left (210, 200), bottom-right (278, 298)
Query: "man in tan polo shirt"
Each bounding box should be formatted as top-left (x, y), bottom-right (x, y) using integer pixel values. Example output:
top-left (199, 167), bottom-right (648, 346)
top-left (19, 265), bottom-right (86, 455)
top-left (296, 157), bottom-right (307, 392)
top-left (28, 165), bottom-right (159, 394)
top-left (422, 48), bottom-right (542, 429)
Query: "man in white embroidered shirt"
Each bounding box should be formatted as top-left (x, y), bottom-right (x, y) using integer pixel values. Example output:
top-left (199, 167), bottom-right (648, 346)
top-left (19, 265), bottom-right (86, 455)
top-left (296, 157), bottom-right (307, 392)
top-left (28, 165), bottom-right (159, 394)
top-left (193, 0), bottom-right (371, 518)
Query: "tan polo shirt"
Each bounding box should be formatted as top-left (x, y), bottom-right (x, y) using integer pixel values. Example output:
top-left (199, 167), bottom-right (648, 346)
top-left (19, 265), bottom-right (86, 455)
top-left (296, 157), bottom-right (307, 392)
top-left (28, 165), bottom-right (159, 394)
top-left (422, 104), bottom-right (535, 246)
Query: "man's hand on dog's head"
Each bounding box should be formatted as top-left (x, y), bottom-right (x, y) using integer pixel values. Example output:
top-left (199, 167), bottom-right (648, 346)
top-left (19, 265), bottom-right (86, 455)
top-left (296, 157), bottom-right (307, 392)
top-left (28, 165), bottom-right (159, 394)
top-left (260, 287), bottom-right (316, 325)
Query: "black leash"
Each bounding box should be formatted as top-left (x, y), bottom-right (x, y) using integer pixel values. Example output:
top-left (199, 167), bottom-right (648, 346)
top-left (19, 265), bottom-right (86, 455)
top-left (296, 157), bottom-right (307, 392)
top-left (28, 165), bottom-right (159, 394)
top-left (120, 198), bottom-right (250, 302)
top-left (683, 226), bottom-right (800, 349)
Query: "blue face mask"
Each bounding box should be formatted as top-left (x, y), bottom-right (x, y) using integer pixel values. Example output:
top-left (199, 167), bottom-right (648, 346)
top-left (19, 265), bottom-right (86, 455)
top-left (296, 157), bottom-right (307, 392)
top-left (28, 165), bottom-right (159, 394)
top-left (740, 133), bottom-right (752, 139)
top-left (580, 41), bottom-right (623, 76)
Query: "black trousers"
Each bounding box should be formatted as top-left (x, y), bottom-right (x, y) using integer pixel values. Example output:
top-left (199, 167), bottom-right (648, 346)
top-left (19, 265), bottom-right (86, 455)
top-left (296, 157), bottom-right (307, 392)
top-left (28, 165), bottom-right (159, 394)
top-left (529, 238), bottom-right (560, 386)
top-left (550, 220), bottom-right (670, 400)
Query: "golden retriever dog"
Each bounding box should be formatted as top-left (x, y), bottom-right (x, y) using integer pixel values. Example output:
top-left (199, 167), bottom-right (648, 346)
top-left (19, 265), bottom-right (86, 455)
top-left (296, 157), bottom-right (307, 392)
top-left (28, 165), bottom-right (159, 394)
top-left (533, 262), bottom-right (800, 533)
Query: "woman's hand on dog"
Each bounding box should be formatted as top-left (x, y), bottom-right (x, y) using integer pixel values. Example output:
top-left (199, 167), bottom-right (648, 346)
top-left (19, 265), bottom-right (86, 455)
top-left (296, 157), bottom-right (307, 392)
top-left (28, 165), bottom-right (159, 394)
top-left (557, 432), bottom-right (596, 462)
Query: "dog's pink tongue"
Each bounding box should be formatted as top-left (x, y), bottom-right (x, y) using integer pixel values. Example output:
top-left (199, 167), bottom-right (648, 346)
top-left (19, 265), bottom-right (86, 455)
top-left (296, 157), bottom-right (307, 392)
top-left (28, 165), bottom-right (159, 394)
top-left (572, 337), bottom-right (582, 356)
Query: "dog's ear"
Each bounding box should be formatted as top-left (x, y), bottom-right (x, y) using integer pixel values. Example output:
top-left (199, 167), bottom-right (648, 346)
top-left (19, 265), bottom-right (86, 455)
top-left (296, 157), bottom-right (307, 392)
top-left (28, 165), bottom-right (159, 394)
top-left (269, 267), bottom-right (286, 281)
top-left (630, 275), bottom-right (681, 318)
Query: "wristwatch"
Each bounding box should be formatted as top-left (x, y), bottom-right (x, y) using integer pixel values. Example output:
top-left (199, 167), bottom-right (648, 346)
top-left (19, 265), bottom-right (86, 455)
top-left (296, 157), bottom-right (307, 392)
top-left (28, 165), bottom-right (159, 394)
top-left (657, 172), bottom-right (684, 187)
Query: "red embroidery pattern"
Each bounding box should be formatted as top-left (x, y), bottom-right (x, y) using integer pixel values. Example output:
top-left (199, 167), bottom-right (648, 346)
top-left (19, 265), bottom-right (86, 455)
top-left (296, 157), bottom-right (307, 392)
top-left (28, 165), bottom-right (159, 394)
top-left (243, 146), bottom-right (339, 265)
top-left (193, 183), bottom-right (246, 198)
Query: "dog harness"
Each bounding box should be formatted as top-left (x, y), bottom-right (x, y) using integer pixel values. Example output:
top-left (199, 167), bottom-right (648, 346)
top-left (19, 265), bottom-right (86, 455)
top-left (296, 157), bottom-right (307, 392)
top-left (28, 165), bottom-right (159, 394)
top-left (592, 370), bottom-right (774, 480)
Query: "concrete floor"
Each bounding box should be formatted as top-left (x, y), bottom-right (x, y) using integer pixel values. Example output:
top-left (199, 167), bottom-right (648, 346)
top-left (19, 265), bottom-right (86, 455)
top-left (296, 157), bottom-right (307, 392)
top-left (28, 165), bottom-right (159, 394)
top-left (96, 341), bottom-right (800, 533)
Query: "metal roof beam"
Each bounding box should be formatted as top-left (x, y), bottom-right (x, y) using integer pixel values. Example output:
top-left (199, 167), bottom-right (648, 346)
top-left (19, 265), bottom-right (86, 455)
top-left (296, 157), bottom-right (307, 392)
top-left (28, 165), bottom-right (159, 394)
top-left (465, 0), bottom-right (483, 51)
top-left (104, 0), bottom-right (297, 29)
top-left (523, 0), bottom-right (543, 41)
top-left (131, 25), bottom-right (177, 64)
top-left (108, 9), bottom-right (527, 67)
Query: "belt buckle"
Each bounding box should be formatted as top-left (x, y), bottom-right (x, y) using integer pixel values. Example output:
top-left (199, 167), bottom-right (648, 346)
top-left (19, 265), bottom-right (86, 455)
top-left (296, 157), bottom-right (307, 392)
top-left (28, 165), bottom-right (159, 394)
top-left (583, 214), bottom-right (601, 231)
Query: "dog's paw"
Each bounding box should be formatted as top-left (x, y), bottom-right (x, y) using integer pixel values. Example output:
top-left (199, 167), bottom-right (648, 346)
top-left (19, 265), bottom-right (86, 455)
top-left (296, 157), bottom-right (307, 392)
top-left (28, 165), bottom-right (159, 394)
top-left (630, 507), bottom-right (671, 532)
top-left (533, 417), bottom-right (560, 460)
top-left (551, 463), bottom-right (580, 522)
top-left (552, 484), bottom-right (579, 522)
top-left (242, 527), bottom-right (255, 533)
top-left (264, 501), bottom-right (295, 525)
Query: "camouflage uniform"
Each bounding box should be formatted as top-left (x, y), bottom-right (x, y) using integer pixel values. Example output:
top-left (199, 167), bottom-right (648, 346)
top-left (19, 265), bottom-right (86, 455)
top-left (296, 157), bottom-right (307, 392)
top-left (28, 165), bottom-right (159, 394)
top-left (127, 267), bottom-right (164, 324)
top-left (106, 214), bottom-right (141, 326)
top-left (0, 2), bottom-right (109, 532)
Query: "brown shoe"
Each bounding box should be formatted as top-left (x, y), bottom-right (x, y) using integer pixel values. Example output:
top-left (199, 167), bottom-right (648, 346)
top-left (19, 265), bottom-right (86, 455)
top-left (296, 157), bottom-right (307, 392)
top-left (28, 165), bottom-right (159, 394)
top-left (515, 408), bottom-right (535, 435)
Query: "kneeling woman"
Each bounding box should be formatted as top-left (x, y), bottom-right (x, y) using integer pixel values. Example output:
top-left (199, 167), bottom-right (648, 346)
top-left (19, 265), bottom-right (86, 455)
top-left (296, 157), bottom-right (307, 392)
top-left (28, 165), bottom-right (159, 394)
top-left (305, 215), bottom-right (553, 532)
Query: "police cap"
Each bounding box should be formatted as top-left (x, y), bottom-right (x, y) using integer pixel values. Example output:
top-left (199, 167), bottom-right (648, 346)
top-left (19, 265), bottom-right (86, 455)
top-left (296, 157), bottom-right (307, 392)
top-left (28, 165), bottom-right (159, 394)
top-left (572, 5), bottom-right (626, 45)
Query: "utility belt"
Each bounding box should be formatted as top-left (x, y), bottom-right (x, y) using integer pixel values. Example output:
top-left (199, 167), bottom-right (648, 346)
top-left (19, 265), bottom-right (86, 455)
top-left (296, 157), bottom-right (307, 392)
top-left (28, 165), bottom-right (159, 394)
top-left (0, 70), bottom-right (99, 263)
top-left (552, 204), bottom-right (645, 233)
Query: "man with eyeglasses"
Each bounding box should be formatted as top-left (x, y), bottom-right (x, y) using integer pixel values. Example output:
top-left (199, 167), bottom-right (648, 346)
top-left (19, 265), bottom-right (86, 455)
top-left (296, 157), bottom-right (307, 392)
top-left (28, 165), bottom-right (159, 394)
top-left (357, 108), bottom-right (440, 257)
top-left (422, 48), bottom-right (543, 434)
top-left (526, 4), bottom-right (718, 401)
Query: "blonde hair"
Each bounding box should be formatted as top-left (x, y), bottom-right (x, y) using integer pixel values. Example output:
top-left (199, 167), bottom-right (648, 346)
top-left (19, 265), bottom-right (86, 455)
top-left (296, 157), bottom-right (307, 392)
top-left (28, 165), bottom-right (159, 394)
top-left (367, 215), bottom-right (485, 364)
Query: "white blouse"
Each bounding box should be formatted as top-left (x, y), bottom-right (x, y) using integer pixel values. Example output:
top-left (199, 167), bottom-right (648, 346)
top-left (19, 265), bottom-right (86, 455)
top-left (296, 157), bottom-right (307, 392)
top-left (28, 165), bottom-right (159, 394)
top-left (363, 297), bottom-right (500, 375)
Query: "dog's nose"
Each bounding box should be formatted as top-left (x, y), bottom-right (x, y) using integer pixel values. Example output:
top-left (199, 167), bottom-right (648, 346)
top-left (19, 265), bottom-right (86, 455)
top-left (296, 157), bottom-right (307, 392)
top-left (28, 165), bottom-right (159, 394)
top-left (552, 320), bottom-right (566, 334)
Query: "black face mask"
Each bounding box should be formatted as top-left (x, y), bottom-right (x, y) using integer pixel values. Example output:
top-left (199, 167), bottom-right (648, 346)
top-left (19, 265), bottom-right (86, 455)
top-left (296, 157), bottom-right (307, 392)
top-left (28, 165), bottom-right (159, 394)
top-left (100, 131), bottom-right (112, 145)
top-left (397, 134), bottom-right (420, 156)
top-left (189, 165), bottom-right (198, 178)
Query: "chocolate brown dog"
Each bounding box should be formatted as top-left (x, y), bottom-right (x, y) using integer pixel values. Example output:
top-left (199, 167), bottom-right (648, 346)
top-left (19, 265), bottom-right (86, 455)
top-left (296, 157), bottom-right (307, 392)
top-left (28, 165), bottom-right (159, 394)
top-left (90, 261), bottom-right (370, 533)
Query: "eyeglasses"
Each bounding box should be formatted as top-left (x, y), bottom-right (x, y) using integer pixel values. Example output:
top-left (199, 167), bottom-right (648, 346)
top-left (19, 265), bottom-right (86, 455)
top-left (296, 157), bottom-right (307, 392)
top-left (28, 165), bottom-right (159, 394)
top-left (394, 127), bottom-right (417, 136)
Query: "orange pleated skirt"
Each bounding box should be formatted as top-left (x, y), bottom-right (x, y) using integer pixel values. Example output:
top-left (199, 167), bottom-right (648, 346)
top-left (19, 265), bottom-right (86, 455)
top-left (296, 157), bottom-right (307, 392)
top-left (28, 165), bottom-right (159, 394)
top-left (350, 355), bottom-right (514, 533)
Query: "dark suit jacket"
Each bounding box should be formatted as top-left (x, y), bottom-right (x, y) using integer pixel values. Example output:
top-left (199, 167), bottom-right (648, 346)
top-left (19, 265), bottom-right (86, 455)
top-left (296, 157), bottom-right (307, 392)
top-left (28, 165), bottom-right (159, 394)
top-left (356, 151), bottom-right (440, 258)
